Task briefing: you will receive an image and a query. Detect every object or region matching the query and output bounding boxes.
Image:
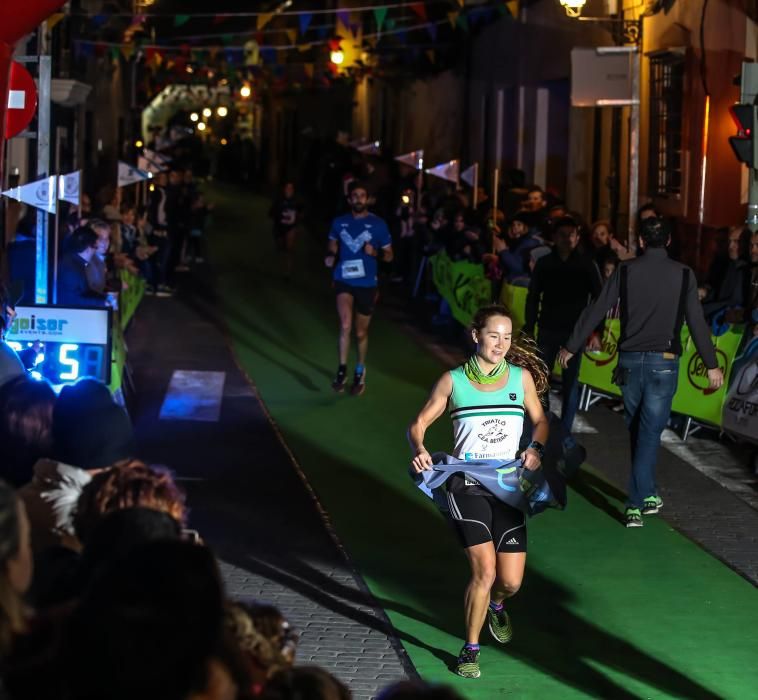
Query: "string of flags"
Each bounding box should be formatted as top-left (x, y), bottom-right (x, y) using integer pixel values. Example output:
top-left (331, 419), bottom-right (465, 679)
top-left (1, 171), bottom-right (82, 214)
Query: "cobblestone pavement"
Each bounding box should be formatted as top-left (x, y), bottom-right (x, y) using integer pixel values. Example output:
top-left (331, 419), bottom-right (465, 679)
top-left (126, 277), bottom-right (414, 699)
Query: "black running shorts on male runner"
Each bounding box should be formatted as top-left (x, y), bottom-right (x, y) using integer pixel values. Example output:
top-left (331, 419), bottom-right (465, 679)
top-left (445, 475), bottom-right (527, 553)
top-left (334, 281), bottom-right (379, 317)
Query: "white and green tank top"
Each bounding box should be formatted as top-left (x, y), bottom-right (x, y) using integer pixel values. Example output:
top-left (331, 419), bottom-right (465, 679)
top-left (448, 363), bottom-right (525, 461)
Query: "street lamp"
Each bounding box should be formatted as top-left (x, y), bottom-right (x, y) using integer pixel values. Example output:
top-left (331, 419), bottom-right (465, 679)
top-left (240, 85), bottom-right (252, 98)
top-left (190, 112), bottom-right (199, 122)
top-left (559, 0), bottom-right (586, 17)
top-left (202, 107), bottom-right (212, 118)
top-left (197, 122), bottom-right (206, 131)
top-left (216, 105), bottom-right (228, 117)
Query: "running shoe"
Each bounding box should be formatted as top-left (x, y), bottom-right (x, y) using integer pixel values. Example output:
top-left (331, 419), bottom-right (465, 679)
top-left (625, 508), bottom-right (643, 528)
top-left (455, 646), bottom-right (481, 679)
top-left (350, 369), bottom-right (366, 396)
top-left (642, 496), bottom-right (663, 515)
top-left (331, 367), bottom-right (347, 393)
top-left (487, 606), bottom-right (513, 644)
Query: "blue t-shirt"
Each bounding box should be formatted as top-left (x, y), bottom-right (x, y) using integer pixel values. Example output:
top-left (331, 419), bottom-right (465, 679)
top-left (329, 213), bottom-right (391, 288)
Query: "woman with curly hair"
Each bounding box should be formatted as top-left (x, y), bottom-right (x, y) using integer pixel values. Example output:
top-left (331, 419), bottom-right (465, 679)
top-left (407, 304), bottom-right (549, 679)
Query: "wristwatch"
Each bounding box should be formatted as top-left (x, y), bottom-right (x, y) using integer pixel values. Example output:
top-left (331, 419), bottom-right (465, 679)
top-left (527, 440), bottom-right (545, 459)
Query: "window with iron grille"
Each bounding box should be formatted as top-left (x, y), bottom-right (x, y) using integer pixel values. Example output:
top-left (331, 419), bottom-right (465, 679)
top-left (648, 52), bottom-right (685, 198)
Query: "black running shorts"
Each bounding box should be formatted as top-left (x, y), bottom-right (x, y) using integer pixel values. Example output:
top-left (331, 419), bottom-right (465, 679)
top-left (445, 486), bottom-right (527, 553)
top-left (334, 281), bottom-right (379, 316)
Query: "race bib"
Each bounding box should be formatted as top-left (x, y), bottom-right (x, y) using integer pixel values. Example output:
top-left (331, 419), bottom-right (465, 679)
top-left (341, 259), bottom-right (366, 279)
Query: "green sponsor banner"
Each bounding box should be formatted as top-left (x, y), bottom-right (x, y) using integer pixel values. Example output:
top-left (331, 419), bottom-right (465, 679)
top-left (429, 252), bottom-right (492, 326)
top-left (500, 282), bottom-right (528, 334)
top-left (119, 268), bottom-right (146, 331)
top-left (671, 325), bottom-right (742, 426)
top-left (579, 320), bottom-right (622, 397)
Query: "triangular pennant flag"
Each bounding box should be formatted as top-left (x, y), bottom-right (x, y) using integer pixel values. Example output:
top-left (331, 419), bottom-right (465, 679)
top-left (461, 163), bottom-right (478, 188)
top-left (138, 156), bottom-right (163, 174)
top-left (373, 7), bottom-right (388, 32)
top-left (506, 1), bottom-right (520, 18)
top-left (303, 63), bottom-right (314, 79)
top-left (456, 13), bottom-right (469, 31)
top-left (425, 49), bottom-right (435, 64)
top-left (425, 159), bottom-right (459, 184)
top-left (57, 171), bottom-right (81, 206)
top-left (144, 149), bottom-right (171, 166)
top-left (257, 12), bottom-right (274, 31)
top-left (298, 13), bottom-right (313, 35)
top-left (2, 176), bottom-right (57, 214)
top-left (117, 161), bottom-right (151, 187)
top-left (447, 11), bottom-right (459, 28)
top-left (174, 15), bottom-right (190, 27)
top-left (91, 14), bottom-right (109, 28)
top-left (357, 140), bottom-right (381, 155)
top-left (426, 22), bottom-right (438, 41)
top-left (298, 43), bottom-right (312, 53)
top-left (121, 44), bottom-right (135, 61)
top-left (285, 29), bottom-right (297, 45)
top-left (395, 150), bottom-right (424, 170)
top-left (386, 18), bottom-right (396, 30)
top-left (337, 10), bottom-right (351, 32)
top-left (457, 0), bottom-right (465, 6)
top-left (410, 3), bottom-right (428, 23)
top-left (109, 46), bottom-right (120, 62)
top-left (47, 13), bottom-right (65, 31)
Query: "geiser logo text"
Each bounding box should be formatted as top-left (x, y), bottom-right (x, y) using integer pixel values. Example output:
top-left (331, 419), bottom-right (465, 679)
top-left (9, 314), bottom-right (69, 336)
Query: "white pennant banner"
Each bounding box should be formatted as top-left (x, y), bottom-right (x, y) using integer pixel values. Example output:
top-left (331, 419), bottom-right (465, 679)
top-left (356, 140), bottom-right (381, 155)
top-left (1, 176), bottom-right (57, 214)
top-left (118, 161), bottom-right (151, 187)
top-left (57, 170), bottom-right (81, 206)
top-left (461, 163), bottom-right (479, 188)
top-left (395, 149), bottom-right (424, 170)
top-left (425, 159), bottom-right (459, 184)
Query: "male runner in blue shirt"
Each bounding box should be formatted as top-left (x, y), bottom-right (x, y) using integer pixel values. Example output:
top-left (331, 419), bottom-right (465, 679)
top-left (325, 181), bottom-right (393, 396)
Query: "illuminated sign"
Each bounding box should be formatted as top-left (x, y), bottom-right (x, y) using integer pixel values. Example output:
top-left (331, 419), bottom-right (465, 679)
top-left (5, 305), bottom-right (112, 386)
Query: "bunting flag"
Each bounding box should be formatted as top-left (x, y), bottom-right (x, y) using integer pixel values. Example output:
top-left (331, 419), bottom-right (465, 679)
top-left (57, 171), bottom-right (81, 206)
top-left (447, 11), bottom-right (459, 28)
top-left (426, 22), bottom-right (438, 41)
top-left (373, 7), bottom-right (388, 32)
top-left (303, 63), bottom-right (314, 79)
top-left (457, 0), bottom-right (465, 6)
top-left (298, 44), bottom-right (312, 53)
top-left (410, 3), bottom-right (428, 23)
top-left (426, 159), bottom-right (459, 184)
top-left (1, 177), bottom-right (57, 215)
top-left (395, 150), bottom-right (424, 170)
top-left (506, 1), bottom-right (520, 18)
top-left (257, 12), bottom-right (274, 30)
top-left (356, 140), bottom-right (381, 155)
top-left (385, 18), bottom-right (396, 30)
top-left (456, 13), bottom-right (469, 31)
top-left (91, 14), bottom-right (109, 28)
top-left (298, 13), bottom-right (313, 35)
top-left (142, 149), bottom-right (171, 172)
top-left (47, 13), bottom-right (65, 31)
top-left (117, 162), bottom-right (151, 187)
top-left (285, 28), bottom-right (297, 46)
top-left (121, 44), bottom-right (135, 61)
top-left (174, 15), bottom-right (190, 27)
top-left (336, 10), bottom-right (351, 32)
top-left (244, 40), bottom-right (260, 66)
top-left (461, 163), bottom-right (479, 188)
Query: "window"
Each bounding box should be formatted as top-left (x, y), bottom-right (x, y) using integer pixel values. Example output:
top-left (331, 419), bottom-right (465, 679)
top-left (648, 51), bottom-right (685, 198)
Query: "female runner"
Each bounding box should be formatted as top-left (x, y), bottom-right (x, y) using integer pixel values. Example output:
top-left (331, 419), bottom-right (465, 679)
top-left (408, 304), bottom-right (549, 679)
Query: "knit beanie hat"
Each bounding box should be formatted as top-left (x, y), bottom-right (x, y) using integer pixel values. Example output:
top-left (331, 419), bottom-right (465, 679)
top-left (53, 378), bottom-right (135, 469)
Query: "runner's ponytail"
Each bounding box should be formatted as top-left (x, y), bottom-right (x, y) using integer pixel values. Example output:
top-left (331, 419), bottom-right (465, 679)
top-left (471, 304), bottom-right (550, 397)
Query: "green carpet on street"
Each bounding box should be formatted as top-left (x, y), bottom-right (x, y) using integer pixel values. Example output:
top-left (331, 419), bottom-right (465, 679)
top-left (207, 187), bottom-right (758, 699)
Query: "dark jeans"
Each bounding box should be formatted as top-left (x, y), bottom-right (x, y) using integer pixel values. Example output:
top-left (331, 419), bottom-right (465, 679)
top-left (618, 351), bottom-right (679, 509)
top-left (537, 328), bottom-right (581, 434)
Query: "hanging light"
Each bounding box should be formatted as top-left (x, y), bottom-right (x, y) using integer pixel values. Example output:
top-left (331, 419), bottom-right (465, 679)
top-left (202, 107), bottom-right (212, 118)
top-left (197, 122), bottom-right (207, 131)
top-left (190, 112), bottom-right (199, 122)
top-left (559, 0), bottom-right (587, 17)
top-left (240, 84), bottom-right (252, 98)
top-left (135, 139), bottom-right (143, 148)
top-left (216, 105), bottom-right (228, 117)
top-left (330, 50), bottom-right (344, 66)
top-left (220, 138), bottom-right (228, 145)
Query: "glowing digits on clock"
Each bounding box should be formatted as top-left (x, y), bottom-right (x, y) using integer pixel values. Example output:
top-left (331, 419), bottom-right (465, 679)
top-left (59, 344), bottom-right (80, 380)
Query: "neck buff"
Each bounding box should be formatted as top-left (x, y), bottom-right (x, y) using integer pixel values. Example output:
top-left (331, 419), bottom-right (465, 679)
top-left (463, 355), bottom-right (508, 385)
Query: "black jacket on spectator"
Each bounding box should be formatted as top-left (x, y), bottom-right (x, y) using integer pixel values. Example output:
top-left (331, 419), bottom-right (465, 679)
top-left (702, 258), bottom-right (749, 319)
top-left (525, 249), bottom-right (601, 335)
top-left (566, 248), bottom-right (718, 368)
top-left (56, 253), bottom-right (106, 308)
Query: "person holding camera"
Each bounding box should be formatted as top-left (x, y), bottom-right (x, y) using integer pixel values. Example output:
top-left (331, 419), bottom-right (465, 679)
top-left (558, 217), bottom-right (723, 528)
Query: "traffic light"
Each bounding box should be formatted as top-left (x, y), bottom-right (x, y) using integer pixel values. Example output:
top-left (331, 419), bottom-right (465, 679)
top-left (729, 103), bottom-right (757, 168)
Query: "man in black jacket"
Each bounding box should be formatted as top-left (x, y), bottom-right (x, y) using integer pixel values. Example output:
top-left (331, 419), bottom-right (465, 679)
top-left (559, 217), bottom-right (723, 527)
top-left (57, 227), bottom-right (107, 308)
top-left (525, 217), bottom-right (601, 434)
